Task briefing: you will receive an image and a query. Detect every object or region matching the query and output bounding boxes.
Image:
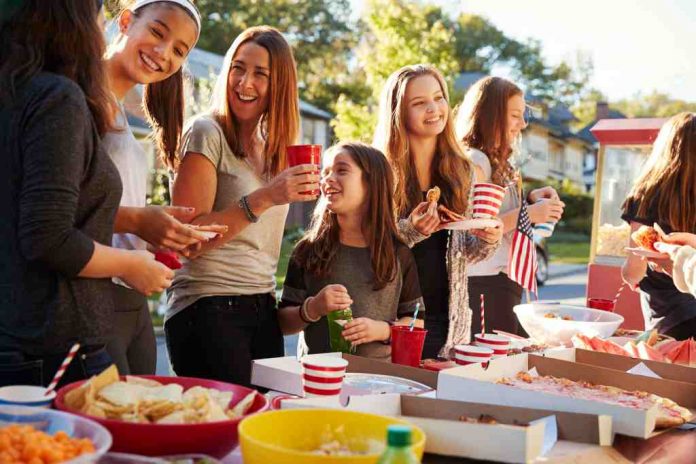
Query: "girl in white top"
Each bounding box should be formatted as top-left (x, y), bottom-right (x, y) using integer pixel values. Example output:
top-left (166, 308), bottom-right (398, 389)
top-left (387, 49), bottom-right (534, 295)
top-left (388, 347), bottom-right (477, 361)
top-left (167, 27), bottom-right (319, 386)
top-left (455, 76), bottom-right (565, 335)
top-left (103, 0), bottom-right (225, 374)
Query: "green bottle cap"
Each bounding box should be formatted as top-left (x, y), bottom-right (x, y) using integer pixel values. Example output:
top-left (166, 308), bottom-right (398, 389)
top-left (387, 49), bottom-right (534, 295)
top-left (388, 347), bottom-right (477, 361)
top-left (386, 425), bottom-right (412, 447)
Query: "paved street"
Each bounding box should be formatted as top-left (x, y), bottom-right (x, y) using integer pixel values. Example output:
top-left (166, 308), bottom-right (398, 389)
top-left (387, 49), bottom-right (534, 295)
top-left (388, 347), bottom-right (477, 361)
top-left (155, 263), bottom-right (588, 375)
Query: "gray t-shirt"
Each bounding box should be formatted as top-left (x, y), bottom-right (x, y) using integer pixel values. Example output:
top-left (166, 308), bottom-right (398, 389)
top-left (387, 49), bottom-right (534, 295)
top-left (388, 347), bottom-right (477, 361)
top-left (467, 148), bottom-right (521, 277)
top-left (166, 114), bottom-right (289, 321)
top-left (280, 243), bottom-right (424, 360)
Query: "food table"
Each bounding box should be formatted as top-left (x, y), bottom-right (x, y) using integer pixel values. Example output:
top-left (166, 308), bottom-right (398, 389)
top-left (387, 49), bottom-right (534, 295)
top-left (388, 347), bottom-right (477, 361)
top-left (587, 118), bottom-right (667, 329)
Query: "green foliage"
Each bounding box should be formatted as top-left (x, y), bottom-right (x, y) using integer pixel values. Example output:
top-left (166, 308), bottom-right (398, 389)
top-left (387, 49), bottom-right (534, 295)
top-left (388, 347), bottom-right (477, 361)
top-left (331, 95), bottom-right (377, 142)
top-left (613, 91), bottom-right (696, 118)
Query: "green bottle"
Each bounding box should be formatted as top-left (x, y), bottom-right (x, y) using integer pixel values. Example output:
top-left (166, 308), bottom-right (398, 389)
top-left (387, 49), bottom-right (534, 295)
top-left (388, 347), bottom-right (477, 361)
top-left (377, 425), bottom-right (420, 464)
top-left (326, 307), bottom-right (355, 353)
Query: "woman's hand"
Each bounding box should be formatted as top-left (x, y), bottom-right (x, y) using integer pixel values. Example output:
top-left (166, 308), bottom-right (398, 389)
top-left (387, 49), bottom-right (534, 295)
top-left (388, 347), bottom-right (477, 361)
top-left (306, 284), bottom-right (353, 319)
top-left (259, 164), bottom-right (320, 206)
top-left (527, 198), bottom-right (565, 224)
top-left (470, 220), bottom-right (503, 244)
top-left (342, 318), bottom-right (390, 345)
top-left (528, 186), bottom-right (560, 203)
top-left (119, 250), bottom-right (174, 296)
top-left (409, 201), bottom-right (440, 236)
top-left (134, 206), bottom-right (213, 252)
top-left (661, 232), bottom-right (696, 249)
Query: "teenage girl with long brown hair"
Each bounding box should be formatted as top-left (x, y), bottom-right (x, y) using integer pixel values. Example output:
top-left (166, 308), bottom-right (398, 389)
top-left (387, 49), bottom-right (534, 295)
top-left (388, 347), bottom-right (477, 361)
top-left (455, 76), bottom-right (565, 335)
top-left (278, 142), bottom-right (424, 359)
top-left (0, 0), bottom-right (171, 387)
top-left (622, 112), bottom-right (696, 339)
top-left (374, 64), bottom-right (502, 359)
top-left (166, 26), bottom-right (318, 386)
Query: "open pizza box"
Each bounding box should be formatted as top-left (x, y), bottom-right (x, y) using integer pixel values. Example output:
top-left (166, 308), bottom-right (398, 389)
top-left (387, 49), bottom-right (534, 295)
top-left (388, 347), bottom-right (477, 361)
top-left (281, 392), bottom-right (564, 463)
top-left (436, 353), bottom-right (696, 439)
top-left (546, 348), bottom-right (696, 384)
top-left (251, 353), bottom-right (438, 396)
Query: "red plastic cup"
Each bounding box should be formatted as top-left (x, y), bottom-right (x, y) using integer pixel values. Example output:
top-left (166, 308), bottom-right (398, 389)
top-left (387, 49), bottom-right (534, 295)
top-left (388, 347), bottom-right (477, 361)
top-left (391, 326), bottom-right (427, 367)
top-left (287, 144), bottom-right (322, 195)
top-left (473, 183), bottom-right (506, 219)
top-left (587, 298), bottom-right (615, 312)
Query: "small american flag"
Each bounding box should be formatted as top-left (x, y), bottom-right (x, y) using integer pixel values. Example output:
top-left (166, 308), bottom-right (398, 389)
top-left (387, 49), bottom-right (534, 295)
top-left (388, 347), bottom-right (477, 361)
top-left (508, 197), bottom-right (538, 295)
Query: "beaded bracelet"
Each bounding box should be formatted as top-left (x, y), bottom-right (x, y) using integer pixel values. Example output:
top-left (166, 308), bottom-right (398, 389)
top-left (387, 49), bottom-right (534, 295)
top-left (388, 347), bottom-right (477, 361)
top-left (238, 195), bottom-right (259, 223)
top-left (300, 297), bottom-right (320, 323)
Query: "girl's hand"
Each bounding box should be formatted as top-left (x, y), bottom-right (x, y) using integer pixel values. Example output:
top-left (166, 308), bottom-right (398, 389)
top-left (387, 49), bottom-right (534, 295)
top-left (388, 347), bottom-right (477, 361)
top-left (119, 250), bottom-right (174, 296)
top-left (437, 205), bottom-right (465, 224)
top-left (261, 164), bottom-right (320, 206)
top-left (136, 206), bottom-right (212, 251)
top-left (342, 318), bottom-right (389, 345)
top-left (470, 221), bottom-right (503, 244)
top-left (661, 232), bottom-right (696, 249)
top-left (646, 256), bottom-right (673, 276)
top-left (307, 284), bottom-right (353, 319)
top-left (181, 224), bottom-right (228, 257)
top-left (528, 186), bottom-right (560, 203)
top-left (527, 198), bottom-right (565, 224)
top-left (410, 201), bottom-right (440, 236)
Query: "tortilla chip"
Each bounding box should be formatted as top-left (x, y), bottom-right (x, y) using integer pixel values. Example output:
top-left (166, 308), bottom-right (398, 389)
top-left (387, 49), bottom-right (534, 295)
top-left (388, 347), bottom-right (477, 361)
top-left (64, 383), bottom-right (88, 411)
top-left (157, 410), bottom-right (187, 424)
top-left (227, 391), bottom-right (256, 418)
top-left (98, 381), bottom-right (142, 406)
top-left (125, 376), bottom-right (163, 388)
top-left (84, 404), bottom-right (106, 419)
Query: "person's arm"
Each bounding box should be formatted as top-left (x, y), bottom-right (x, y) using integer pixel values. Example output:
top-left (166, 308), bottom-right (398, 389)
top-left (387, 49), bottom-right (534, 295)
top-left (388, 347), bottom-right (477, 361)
top-left (622, 221), bottom-right (648, 288)
top-left (672, 246), bottom-right (696, 297)
top-left (397, 202), bottom-right (439, 248)
top-left (17, 81), bottom-right (172, 295)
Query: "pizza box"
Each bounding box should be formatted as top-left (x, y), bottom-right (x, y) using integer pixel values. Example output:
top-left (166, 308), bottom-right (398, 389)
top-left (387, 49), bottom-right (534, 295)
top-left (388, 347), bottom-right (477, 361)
top-left (251, 353), bottom-right (438, 396)
top-left (546, 348), bottom-right (696, 384)
top-left (436, 353), bottom-right (695, 438)
top-left (281, 392), bottom-right (560, 463)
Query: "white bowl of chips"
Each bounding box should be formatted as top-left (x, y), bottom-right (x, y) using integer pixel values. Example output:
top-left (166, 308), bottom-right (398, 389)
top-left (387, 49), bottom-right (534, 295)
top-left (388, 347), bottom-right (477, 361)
top-left (54, 366), bottom-right (268, 458)
top-left (514, 303), bottom-right (624, 346)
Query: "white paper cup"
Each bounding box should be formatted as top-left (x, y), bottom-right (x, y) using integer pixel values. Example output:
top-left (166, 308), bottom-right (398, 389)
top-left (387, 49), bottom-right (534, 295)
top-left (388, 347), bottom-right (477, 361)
top-left (534, 221), bottom-right (556, 238)
top-left (0, 386), bottom-right (55, 408)
top-left (453, 345), bottom-right (494, 365)
top-left (473, 183), bottom-right (506, 219)
top-left (474, 333), bottom-right (510, 358)
top-left (300, 355), bottom-right (348, 398)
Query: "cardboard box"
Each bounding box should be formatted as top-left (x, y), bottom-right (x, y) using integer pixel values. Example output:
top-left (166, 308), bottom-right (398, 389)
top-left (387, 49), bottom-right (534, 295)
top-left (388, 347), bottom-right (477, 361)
top-left (251, 353), bottom-right (438, 396)
top-left (436, 353), bottom-right (696, 438)
top-left (281, 393), bottom-right (560, 463)
top-left (547, 348), bottom-right (696, 384)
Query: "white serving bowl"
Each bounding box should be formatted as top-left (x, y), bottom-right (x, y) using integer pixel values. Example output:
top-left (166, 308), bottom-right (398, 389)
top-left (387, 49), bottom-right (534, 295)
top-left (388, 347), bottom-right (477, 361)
top-left (514, 303), bottom-right (624, 346)
top-left (0, 385), bottom-right (55, 408)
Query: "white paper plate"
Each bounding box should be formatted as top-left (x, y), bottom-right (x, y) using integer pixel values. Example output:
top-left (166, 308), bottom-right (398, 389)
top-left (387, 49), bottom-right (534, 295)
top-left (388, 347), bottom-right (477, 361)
top-left (624, 247), bottom-right (668, 259)
top-left (341, 373), bottom-right (431, 396)
top-left (442, 218), bottom-right (500, 231)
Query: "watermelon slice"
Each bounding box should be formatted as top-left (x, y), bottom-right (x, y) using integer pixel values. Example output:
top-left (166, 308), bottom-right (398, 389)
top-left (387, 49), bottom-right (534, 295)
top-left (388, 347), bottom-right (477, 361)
top-left (655, 339), bottom-right (682, 356)
top-left (571, 334), bottom-right (594, 350)
top-left (635, 341), bottom-right (669, 363)
top-left (623, 342), bottom-right (640, 358)
top-left (600, 338), bottom-right (632, 357)
top-left (666, 339), bottom-right (696, 367)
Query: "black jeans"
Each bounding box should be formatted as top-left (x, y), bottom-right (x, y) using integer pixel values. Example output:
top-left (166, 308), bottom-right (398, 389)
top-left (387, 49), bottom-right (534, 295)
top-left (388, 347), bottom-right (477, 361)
top-left (0, 345), bottom-right (113, 388)
top-left (164, 293), bottom-right (284, 388)
top-left (468, 272), bottom-right (524, 336)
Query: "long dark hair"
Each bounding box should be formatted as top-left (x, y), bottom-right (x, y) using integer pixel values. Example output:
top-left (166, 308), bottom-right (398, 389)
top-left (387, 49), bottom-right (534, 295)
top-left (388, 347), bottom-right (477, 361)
top-left (374, 64), bottom-right (473, 218)
top-left (623, 112), bottom-right (696, 232)
top-left (293, 142), bottom-right (401, 290)
top-left (210, 26), bottom-right (300, 177)
top-left (116, 1), bottom-right (200, 170)
top-left (455, 76), bottom-right (523, 186)
top-left (0, 0), bottom-right (115, 135)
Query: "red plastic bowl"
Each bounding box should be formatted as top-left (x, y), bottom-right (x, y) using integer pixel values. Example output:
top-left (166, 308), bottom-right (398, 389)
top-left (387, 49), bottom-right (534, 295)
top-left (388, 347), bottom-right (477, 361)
top-left (54, 375), bottom-right (268, 458)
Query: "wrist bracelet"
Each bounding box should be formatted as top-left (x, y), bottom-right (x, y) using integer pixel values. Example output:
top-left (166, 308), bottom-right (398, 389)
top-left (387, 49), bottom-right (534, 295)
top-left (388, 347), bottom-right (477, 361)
top-left (300, 297), bottom-right (320, 323)
top-left (381, 320), bottom-right (395, 345)
top-left (239, 195), bottom-right (260, 223)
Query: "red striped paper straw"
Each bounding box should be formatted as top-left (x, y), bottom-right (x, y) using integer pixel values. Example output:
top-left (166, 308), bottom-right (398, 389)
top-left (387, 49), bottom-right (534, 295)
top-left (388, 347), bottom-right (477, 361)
top-left (612, 282), bottom-right (627, 309)
top-left (480, 294), bottom-right (485, 334)
top-left (45, 343), bottom-right (80, 395)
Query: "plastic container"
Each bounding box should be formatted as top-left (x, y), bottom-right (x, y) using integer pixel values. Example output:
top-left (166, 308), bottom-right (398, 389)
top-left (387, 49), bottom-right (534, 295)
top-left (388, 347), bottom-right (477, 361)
top-left (327, 308), bottom-right (355, 354)
top-left (0, 404), bottom-right (112, 463)
top-left (376, 425), bottom-right (420, 464)
top-left (514, 303), bottom-right (624, 346)
top-left (239, 408), bottom-right (425, 464)
top-left (390, 326), bottom-right (426, 367)
top-left (54, 375), bottom-right (268, 458)
top-left (0, 385), bottom-right (55, 407)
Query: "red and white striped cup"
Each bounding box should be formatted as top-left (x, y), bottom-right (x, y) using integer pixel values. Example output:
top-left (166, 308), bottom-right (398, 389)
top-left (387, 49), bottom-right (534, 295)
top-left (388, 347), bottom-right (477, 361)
top-left (474, 333), bottom-right (510, 358)
top-left (453, 344), bottom-right (494, 366)
top-left (300, 355), bottom-right (349, 398)
top-left (473, 183), bottom-right (506, 219)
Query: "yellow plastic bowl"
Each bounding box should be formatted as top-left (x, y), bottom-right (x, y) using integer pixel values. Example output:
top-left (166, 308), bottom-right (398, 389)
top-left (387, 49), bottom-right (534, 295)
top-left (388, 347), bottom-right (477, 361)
top-left (239, 408), bottom-right (426, 464)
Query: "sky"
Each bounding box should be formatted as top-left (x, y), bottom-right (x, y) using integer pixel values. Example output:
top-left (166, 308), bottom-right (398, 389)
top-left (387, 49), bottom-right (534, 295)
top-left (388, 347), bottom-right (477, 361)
top-left (352, 0), bottom-right (696, 103)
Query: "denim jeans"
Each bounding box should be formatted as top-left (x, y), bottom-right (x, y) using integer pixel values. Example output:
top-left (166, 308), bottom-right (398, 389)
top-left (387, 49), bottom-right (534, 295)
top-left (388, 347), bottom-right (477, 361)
top-left (164, 293), bottom-right (284, 388)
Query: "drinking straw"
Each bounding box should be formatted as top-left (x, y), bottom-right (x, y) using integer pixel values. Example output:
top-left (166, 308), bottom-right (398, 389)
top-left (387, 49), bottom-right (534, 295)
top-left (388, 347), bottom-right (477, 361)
top-left (481, 294), bottom-right (485, 334)
top-left (45, 343), bottom-right (80, 395)
top-left (612, 282), bottom-right (627, 310)
top-left (409, 303), bottom-right (421, 331)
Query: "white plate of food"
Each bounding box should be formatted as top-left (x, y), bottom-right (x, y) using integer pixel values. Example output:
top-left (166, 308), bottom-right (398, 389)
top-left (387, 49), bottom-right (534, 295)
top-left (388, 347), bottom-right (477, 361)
top-left (624, 247), bottom-right (668, 259)
top-left (442, 218), bottom-right (500, 231)
top-left (341, 374), bottom-right (431, 396)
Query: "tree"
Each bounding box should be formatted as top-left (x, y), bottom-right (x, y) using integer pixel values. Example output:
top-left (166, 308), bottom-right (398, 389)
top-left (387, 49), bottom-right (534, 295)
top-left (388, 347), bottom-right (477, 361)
top-left (613, 91), bottom-right (696, 118)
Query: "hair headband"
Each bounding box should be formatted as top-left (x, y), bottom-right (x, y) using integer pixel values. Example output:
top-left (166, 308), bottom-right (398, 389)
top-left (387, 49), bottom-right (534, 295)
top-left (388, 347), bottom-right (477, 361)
top-left (131, 0), bottom-right (201, 35)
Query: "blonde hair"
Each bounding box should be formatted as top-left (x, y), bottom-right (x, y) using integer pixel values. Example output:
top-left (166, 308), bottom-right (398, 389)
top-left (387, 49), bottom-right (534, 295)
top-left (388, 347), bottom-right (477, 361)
top-left (210, 26), bottom-right (299, 177)
top-left (374, 64), bottom-right (473, 217)
top-left (623, 112), bottom-right (696, 232)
